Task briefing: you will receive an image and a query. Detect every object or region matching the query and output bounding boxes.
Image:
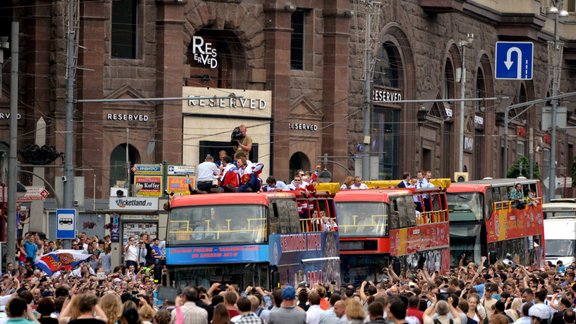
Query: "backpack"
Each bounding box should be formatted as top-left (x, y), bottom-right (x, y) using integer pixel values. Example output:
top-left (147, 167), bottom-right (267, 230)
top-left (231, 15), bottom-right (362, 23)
top-left (434, 319), bottom-right (453, 324)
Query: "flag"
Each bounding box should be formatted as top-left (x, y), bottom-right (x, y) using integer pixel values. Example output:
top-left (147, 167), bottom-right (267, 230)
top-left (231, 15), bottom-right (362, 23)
top-left (34, 249), bottom-right (91, 275)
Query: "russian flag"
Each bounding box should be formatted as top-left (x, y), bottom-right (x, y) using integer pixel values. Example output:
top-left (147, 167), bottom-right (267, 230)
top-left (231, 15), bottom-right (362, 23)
top-left (34, 250), bottom-right (91, 275)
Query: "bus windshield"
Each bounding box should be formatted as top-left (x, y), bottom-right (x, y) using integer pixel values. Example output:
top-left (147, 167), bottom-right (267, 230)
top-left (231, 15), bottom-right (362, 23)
top-left (545, 240), bottom-right (575, 257)
top-left (447, 192), bottom-right (484, 221)
top-left (336, 202), bottom-right (388, 237)
top-left (167, 205), bottom-right (267, 245)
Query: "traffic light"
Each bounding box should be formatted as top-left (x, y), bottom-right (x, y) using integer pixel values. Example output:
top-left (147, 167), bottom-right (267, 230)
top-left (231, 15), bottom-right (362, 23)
top-left (454, 172), bottom-right (469, 182)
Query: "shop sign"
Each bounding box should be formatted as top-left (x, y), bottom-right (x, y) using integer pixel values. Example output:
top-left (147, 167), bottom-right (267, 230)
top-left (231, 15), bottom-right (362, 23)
top-left (132, 164), bottom-right (162, 175)
top-left (289, 123), bottom-right (319, 131)
top-left (168, 165), bottom-right (195, 175)
top-left (372, 88), bottom-right (402, 103)
top-left (109, 197), bottom-right (159, 211)
top-left (182, 87), bottom-right (272, 119)
top-left (106, 114), bottom-right (150, 122)
top-left (134, 176), bottom-right (162, 197)
top-left (187, 97), bottom-right (267, 110)
top-left (464, 136), bottom-right (474, 152)
top-left (192, 36), bottom-right (218, 68)
top-left (0, 113), bottom-right (21, 120)
top-left (474, 115), bottom-right (484, 126)
top-left (110, 213), bottom-right (120, 243)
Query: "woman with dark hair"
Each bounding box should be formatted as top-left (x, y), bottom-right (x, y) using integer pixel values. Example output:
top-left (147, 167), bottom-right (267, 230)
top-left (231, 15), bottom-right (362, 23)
top-left (152, 310), bottom-right (171, 324)
top-left (120, 308), bottom-right (141, 324)
top-left (37, 298), bottom-right (58, 324)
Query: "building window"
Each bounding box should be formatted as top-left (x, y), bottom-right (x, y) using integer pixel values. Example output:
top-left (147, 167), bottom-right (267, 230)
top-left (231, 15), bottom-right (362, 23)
top-left (443, 59), bottom-right (455, 100)
top-left (567, 0), bottom-right (575, 12)
top-left (517, 141), bottom-right (525, 158)
top-left (111, 0), bottom-right (139, 59)
top-left (290, 9), bottom-right (313, 70)
top-left (372, 108), bottom-right (400, 179)
top-left (475, 68), bottom-right (486, 113)
top-left (109, 144), bottom-right (139, 188)
top-left (373, 42), bottom-right (401, 88)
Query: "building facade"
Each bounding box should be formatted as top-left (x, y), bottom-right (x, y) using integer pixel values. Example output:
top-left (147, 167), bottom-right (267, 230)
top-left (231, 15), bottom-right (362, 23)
top-left (1, 0), bottom-right (576, 211)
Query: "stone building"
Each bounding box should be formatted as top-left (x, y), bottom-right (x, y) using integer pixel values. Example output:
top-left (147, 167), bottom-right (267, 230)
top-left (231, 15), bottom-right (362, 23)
top-left (0, 0), bottom-right (575, 208)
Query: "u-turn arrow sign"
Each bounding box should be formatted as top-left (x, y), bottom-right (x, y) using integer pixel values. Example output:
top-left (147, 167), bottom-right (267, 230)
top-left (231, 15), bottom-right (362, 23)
top-left (495, 41), bottom-right (534, 80)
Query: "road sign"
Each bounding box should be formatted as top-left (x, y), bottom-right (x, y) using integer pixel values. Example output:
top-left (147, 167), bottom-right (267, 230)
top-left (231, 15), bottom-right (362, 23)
top-left (18, 186), bottom-right (50, 201)
top-left (495, 42), bottom-right (533, 80)
top-left (56, 209), bottom-right (76, 239)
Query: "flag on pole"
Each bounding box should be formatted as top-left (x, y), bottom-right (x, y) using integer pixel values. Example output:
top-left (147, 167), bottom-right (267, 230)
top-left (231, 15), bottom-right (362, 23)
top-left (34, 250), bottom-right (91, 275)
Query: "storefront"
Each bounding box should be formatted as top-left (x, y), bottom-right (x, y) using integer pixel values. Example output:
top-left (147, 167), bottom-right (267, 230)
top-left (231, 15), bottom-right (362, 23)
top-left (181, 87), bottom-right (271, 180)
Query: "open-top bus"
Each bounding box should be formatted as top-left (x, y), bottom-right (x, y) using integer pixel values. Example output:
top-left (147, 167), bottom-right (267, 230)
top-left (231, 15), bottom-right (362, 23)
top-left (164, 191), bottom-right (339, 290)
top-left (446, 178), bottom-right (544, 267)
top-left (317, 180), bottom-right (451, 285)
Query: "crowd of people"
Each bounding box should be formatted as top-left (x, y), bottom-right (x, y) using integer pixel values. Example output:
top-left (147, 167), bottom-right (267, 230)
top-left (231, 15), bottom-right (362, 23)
top-left (2, 241), bottom-right (576, 324)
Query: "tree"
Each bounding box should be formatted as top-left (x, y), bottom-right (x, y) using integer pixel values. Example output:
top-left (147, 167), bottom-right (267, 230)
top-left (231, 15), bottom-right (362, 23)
top-left (507, 156), bottom-right (541, 180)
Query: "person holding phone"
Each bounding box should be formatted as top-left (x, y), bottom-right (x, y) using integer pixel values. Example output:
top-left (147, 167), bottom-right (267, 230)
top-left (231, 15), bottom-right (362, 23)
top-left (123, 237), bottom-right (138, 269)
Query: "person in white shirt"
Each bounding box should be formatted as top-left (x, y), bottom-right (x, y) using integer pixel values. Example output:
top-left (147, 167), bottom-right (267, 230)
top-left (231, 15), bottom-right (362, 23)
top-left (196, 155), bottom-right (220, 192)
top-left (350, 176), bottom-right (368, 190)
top-left (306, 292), bottom-right (323, 324)
top-left (123, 236), bottom-right (138, 268)
top-left (265, 176), bottom-right (290, 191)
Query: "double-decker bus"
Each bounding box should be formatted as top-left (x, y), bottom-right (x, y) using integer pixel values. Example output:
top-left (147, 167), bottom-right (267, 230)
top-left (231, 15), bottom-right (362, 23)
top-left (446, 178), bottom-right (544, 267)
top-left (316, 180), bottom-right (451, 285)
top-left (164, 191), bottom-right (339, 290)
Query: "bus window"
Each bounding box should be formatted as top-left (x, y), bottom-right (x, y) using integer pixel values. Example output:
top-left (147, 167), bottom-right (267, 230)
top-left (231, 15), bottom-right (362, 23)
top-left (485, 189), bottom-right (493, 218)
top-left (269, 203), bottom-right (280, 234)
top-left (335, 202), bottom-right (388, 237)
top-left (447, 192), bottom-right (484, 221)
top-left (167, 204), bottom-right (267, 245)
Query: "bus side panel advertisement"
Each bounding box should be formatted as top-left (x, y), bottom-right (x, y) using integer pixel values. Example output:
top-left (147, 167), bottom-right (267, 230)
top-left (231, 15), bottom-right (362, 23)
top-left (269, 232), bottom-right (340, 286)
top-left (390, 223), bottom-right (450, 256)
top-left (166, 245), bottom-right (269, 265)
top-left (486, 204), bottom-right (544, 243)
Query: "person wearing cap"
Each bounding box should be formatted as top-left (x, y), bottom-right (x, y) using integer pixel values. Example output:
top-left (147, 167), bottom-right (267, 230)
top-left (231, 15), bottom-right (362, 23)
top-left (268, 286), bottom-right (306, 324)
top-left (528, 303), bottom-right (549, 324)
top-left (481, 284), bottom-right (497, 321)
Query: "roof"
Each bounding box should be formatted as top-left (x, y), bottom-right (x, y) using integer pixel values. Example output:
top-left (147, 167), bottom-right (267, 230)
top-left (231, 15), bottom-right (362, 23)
top-left (170, 193), bottom-right (271, 207)
top-left (447, 178), bottom-right (540, 192)
top-left (334, 188), bottom-right (412, 202)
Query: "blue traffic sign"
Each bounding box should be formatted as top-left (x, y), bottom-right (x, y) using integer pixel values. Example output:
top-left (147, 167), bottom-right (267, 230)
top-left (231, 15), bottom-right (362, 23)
top-left (56, 209), bottom-right (76, 239)
top-left (495, 42), bottom-right (533, 80)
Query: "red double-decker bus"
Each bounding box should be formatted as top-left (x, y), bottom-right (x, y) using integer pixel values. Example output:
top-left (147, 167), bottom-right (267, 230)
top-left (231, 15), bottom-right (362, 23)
top-left (330, 185), bottom-right (451, 285)
top-left (446, 178), bottom-right (544, 267)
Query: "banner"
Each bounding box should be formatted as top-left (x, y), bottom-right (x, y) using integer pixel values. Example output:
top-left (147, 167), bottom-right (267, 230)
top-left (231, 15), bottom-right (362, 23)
top-left (35, 250), bottom-right (92, 275)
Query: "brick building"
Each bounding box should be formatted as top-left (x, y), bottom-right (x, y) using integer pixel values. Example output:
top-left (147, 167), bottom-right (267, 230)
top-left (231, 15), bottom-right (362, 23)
top-left (1, 0), bottom-right (576, 207)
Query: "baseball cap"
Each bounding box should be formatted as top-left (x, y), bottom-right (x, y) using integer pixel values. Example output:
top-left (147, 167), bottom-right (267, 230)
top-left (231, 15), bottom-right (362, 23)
top-left (528, 305), bottom-right (547, 319)
top-left (282, 286), bottom-right (296, 300)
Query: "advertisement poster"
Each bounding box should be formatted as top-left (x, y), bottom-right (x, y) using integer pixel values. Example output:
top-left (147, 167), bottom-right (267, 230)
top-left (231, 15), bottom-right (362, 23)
top-left (167, 176), bottom-right (195, 195)
top-left (134, 176), bottom-right (162, 197)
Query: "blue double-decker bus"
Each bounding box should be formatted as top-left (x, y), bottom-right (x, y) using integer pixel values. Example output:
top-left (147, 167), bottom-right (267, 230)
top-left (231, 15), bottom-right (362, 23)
top-left (164, 191), bottom-right (340, 290)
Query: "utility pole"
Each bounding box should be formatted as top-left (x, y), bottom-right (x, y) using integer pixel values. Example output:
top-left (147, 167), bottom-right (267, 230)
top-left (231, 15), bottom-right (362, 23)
top-left (7, 22), bottom-right (19, 266)
top-left (356, 0), bottom-right (381, 181)
top-left (63, 0), bottom-right (78, 208)
top-left (547, 4), bottom-right (567, 201)
top-left (458, 34), bottom-right (474, 172)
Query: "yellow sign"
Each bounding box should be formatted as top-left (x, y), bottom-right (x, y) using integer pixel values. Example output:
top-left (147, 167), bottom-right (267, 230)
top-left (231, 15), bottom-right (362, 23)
top-left (167, 176), bottom-right (195, 196)
top-left (134, 176), bottom-right (163, 197)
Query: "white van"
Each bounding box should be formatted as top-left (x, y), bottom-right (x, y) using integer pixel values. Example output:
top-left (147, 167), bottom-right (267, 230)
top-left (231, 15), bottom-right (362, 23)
top-left (543, 201), bottom-right (576, 266)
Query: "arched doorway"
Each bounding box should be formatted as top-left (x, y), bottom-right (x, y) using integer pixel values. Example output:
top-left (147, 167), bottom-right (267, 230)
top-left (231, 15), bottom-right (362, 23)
top-left (289, 152), bottom-right (310, 180)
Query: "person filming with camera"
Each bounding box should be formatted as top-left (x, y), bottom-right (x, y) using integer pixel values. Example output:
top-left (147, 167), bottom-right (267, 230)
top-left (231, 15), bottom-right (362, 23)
top-left (231, 124), bottom-right (252, 159)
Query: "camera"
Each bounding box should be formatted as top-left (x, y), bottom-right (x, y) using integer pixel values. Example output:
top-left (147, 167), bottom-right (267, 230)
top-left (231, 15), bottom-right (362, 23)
top-left (231, 127), bottom-right (243, 145)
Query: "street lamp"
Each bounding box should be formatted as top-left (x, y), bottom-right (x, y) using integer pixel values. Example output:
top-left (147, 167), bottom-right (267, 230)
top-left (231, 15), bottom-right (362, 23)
top-left (458, 33), bottom-right (474, 172)
top-left (547, 3), bottom-right (568, 201)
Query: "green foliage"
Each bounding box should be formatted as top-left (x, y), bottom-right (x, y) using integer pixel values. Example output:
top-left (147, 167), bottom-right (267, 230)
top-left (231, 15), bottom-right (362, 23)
top-left (507, 156), bottom-right (541, 180)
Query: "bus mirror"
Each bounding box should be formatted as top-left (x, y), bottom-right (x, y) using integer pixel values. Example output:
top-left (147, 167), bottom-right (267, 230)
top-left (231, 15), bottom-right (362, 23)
top-left (454, 172), bottom-right (469, 182)
top-left (163, 202), bottom-right (171, 211)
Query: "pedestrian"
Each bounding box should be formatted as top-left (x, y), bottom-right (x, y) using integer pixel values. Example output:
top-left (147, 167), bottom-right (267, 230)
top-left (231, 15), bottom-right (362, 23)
top-left (6, 297), bottom-right (38, 324)
top-left (268, 286), bottom-right (306, 324)
top-left (170, 287), bottom-right (208, 324)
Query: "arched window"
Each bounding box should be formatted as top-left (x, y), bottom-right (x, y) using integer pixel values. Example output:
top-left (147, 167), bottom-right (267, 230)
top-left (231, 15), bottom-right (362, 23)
top-left (109, 144), bottom-right (140, 188)
top-left (475, 67), bottom-right (487, 114)
top-left (373, 42), bottom-right (401, 89)
top-left (443, 59), bottom-right (455, 100)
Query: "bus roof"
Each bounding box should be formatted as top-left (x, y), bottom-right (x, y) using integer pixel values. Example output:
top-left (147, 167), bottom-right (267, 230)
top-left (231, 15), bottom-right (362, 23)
top-left (447, 178), bottom-right (540, 193)
top-left (170, 193), bottom-right (271, 208)
top-left (543, 202), bottom-right (576, 211)
top-left (334, 188), bottom-right (412, 202)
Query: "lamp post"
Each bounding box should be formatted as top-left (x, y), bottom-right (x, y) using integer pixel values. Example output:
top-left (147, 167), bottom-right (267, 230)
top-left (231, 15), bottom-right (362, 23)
top-left (547, 3), bottom-right (568, 201)
top-left (458, 34), bottom-right (474, 172)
